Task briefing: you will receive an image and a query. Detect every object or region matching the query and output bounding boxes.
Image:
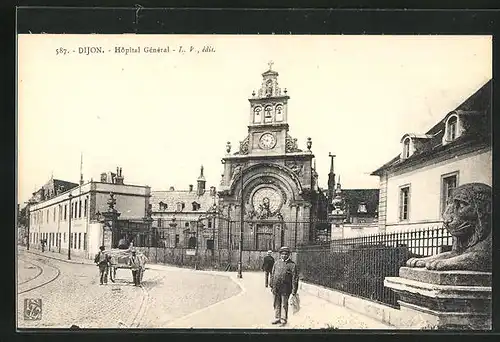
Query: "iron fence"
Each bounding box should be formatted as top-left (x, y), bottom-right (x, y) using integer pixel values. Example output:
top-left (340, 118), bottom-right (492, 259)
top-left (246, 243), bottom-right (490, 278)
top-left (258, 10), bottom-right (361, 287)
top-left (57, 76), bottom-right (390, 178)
top-left (140, 217), bottom-right (331, 252)
top-left (296, 225), bottom-right (452, 308)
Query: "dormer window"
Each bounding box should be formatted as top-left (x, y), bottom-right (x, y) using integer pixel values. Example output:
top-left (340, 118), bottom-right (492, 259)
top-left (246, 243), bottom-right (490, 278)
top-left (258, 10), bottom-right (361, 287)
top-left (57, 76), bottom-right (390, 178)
top-left (159, 201), bottom-right (168, 211)
top-left (447, 116), bottom-right (457, 141)
top-left (192, 202), bottom-right (200, 211)
top-left (176, 202), bottom-right (185, 212)
top-left (403, 138), bottom-right (411, 159)
top-left (443, 113), bottom-right (462, 145)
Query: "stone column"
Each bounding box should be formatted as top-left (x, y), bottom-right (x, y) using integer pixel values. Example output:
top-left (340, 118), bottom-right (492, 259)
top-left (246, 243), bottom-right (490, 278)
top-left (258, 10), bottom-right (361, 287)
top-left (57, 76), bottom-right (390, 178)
top-left (103, 227), bottom-right (113, 250)
top-left (384, 267), bottom-right (492, 330)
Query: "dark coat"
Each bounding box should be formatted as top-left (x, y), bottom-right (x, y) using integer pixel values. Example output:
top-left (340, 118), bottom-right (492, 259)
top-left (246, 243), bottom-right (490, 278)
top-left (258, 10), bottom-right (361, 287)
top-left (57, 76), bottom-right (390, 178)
top-left (262, 255), bottom-right (275, 272)
top-left (270, 258), bottom-right (299, 295)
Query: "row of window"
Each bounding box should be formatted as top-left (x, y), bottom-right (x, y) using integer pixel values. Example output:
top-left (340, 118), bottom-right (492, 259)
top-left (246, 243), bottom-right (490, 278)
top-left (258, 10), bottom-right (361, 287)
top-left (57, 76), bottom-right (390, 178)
top-left (32, 198), bottom-right (88, 225)
top-left (157, 219), bottom-right (213, 228)
top-left (30, 231), bottom-right (87, 250)
top-left (253, 104), bottom-right (284, 124)
top-left (402, 115), bottom-right (459, 160)
top-left (398, 172), bottom-right (457, 221)
top-left (158, 201), bottom-right (202, 212)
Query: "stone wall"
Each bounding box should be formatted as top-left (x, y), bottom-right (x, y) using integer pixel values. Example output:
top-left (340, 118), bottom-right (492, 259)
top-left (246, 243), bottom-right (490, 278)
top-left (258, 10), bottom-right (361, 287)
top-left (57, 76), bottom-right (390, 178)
top-left (299, 281), bottom-right (406, 328)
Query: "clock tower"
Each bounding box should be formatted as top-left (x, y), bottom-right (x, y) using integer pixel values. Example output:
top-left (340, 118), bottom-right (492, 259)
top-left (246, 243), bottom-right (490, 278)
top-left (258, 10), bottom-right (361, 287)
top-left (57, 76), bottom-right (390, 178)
top-left (219, 62), bottom-right (322, 249)
top-left (246, 61), bottom-right (290, 155)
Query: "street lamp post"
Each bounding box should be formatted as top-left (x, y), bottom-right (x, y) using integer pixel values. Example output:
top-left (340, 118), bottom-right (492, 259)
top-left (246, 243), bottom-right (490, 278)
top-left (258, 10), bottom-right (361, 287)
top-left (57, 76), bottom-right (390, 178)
top-left (68, 193), bottom-right (73, 260)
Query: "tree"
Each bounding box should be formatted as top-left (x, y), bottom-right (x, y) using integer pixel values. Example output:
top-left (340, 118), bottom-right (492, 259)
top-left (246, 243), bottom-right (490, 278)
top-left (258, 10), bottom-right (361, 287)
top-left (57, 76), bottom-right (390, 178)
top-left (18, 204), bottom-right (28, 227)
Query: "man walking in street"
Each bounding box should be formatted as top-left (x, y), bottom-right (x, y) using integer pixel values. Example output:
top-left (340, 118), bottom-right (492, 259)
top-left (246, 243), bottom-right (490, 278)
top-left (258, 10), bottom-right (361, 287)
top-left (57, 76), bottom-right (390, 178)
top-left (269, 246), bottom-right (299, 326)
top-left (262, 250), bottom-right (275, 288)
top-left (94, 245), bottom-right (110, 285)
top-left (128, 249), bottom-right (141, 286)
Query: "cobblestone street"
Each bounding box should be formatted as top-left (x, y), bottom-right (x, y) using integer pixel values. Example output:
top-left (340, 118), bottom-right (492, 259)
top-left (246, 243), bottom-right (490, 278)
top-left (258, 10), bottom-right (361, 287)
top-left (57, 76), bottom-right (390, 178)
top-left (17, 248), bottom-right (241, 329)
top-left (17, 247), bottom-right (393, 330)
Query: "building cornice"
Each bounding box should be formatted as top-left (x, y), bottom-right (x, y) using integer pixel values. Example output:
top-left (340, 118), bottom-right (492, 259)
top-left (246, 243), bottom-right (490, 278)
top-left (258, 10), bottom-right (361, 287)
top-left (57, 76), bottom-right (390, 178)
top-left (223, 152), bottom-right (314, 161)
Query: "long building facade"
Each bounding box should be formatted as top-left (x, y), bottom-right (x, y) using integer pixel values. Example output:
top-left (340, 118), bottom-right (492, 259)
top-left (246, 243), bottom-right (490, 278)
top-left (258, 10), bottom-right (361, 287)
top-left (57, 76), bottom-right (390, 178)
top-left (150, 166), bottom-right (221, 250)
top-left (27, 168), bottom-right (151, 259)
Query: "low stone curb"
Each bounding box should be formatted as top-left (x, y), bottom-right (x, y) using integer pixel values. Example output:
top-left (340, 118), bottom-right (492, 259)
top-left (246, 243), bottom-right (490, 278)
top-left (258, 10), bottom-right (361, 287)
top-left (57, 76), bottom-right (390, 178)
top-left (21, 248), bottom-right (94, 265)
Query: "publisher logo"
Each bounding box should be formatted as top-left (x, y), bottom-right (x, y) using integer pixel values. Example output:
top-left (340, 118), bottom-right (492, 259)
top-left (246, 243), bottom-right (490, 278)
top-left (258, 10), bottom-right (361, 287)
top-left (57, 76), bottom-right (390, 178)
top-left (24, 298), bottom-right (42, 320)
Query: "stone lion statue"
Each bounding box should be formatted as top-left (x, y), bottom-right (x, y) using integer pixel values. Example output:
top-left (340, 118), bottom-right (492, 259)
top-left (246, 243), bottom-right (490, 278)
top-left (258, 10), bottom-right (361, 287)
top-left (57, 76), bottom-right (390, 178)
top-left (406, 183), bottom-right (491, 272)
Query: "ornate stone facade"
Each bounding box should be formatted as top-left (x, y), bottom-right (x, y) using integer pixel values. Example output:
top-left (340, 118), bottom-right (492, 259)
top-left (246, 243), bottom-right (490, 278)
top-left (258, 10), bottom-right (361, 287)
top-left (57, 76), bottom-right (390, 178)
top-left (218, 63), bottom-right (323, 247)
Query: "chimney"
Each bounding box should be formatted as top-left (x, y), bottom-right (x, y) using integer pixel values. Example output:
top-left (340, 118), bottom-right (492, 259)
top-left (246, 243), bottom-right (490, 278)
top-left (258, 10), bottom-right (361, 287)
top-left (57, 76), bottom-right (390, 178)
top-left (197, 165), bottom-right (206, 196)
top-left (189, 184), bottom-right (193, 192)
top-left (115, 166), bottom-right (124, 185)
top-left (100, 173), bottom-right (107, 183)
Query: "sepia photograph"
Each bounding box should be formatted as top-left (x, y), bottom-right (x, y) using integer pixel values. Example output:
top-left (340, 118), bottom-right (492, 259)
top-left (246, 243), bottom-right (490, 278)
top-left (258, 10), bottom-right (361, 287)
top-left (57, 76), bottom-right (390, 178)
top-left (16, 33), bottom-right (492, 330)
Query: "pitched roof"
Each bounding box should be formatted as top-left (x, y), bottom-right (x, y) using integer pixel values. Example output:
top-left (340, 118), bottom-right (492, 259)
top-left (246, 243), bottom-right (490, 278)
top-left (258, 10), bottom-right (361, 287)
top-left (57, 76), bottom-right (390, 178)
top-left (342, 189), bottom-right (379, 216)
top-left (371, 79), bottom-right (492, 176)
top-left (52, 179), bottom-right (79, 191)
top-left (151, 189), bottom-right (217, 213)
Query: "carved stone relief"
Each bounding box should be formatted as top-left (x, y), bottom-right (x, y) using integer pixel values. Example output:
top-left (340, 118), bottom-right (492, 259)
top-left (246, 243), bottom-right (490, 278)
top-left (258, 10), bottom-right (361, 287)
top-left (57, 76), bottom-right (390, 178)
top-left (239, 135), bottom-right (249, 155)
top-left (285, 160), bottom-right (304, 177)
top-left (285, 134), bottom-right (302, 153)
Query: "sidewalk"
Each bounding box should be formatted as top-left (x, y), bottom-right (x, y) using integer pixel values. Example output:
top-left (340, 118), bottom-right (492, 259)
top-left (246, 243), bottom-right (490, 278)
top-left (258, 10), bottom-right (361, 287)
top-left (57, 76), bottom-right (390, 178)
top-left (19, 246), bottom-right (95, 265)
top-left (162, 269), bottom-right (395, 329)
top-left (18, 247), bottom-right (395, 329)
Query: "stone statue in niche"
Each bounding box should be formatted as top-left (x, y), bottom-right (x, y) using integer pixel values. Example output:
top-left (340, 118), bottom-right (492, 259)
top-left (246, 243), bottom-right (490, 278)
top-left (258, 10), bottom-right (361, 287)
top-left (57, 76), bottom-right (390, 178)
top-left (265, 79), bottom-right (273, 97)
top-left (257, 197), bottom-right (272, 219)
top-left (230, 164), bottom-right (242, 185)
top-left (406, 183), bottom-right (491, 272)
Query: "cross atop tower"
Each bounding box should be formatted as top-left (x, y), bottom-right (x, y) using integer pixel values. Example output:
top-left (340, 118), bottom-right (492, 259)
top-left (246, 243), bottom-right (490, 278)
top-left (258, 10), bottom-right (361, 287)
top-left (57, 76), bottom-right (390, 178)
top-left (328, 152), bottom-right (336, 173)
top-left (268, 60), bottom-right (274, 70)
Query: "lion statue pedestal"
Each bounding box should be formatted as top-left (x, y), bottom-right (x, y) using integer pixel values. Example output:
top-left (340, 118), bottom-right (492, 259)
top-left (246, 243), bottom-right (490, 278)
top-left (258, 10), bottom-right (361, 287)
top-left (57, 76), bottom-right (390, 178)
top-left (384, 183), bottom-right (492, 330)
top-left (385, 267), bottom-right (491, 330)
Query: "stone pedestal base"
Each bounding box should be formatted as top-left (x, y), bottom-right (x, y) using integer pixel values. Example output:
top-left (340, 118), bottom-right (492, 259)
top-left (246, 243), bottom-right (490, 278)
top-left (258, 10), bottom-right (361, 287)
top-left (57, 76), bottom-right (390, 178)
top-left (102, 229), bottom-right (112, 250)
top-left (384, 267), bottom-right (491, 330)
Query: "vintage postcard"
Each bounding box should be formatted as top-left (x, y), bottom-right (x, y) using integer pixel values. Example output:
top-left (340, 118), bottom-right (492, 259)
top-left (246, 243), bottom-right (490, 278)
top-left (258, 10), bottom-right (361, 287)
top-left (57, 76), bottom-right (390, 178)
top-left (17, 33), bottom-right (492, 330)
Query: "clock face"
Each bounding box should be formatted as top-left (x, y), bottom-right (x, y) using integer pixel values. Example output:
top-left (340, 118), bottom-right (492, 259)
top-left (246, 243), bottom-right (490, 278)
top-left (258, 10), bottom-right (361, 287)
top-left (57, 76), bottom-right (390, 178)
top-left (259, 133), bottom-right (276, 149)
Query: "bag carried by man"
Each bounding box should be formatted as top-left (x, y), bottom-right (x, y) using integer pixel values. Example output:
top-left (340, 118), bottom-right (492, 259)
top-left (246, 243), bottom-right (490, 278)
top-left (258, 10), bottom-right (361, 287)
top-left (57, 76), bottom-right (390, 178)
top-left (290, 293), bottom-right (301, 314)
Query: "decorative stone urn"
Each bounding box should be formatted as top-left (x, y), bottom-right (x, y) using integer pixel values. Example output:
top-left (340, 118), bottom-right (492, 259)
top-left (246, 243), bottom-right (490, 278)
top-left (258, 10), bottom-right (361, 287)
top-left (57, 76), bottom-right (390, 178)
top-left (385, 183), bottom-right (492, 330)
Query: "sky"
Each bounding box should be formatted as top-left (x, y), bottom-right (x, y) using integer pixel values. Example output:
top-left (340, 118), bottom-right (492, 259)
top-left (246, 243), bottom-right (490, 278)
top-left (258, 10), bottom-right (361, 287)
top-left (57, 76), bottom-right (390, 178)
top-left (17, 35), bottom-right (492, 205)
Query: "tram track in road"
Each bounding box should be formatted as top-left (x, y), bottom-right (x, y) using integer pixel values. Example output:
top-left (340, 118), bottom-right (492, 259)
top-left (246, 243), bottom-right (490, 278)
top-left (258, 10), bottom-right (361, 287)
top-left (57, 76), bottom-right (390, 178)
top-left (17, 254), bottom-right (62, 295)
top-left (18, 258), bottom-right (43, 285)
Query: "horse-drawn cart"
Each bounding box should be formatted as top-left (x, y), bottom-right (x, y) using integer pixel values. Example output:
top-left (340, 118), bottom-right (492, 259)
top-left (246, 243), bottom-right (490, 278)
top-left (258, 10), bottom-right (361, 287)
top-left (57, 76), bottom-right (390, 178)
top-left (106, 248), bottom-right (148, 283)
